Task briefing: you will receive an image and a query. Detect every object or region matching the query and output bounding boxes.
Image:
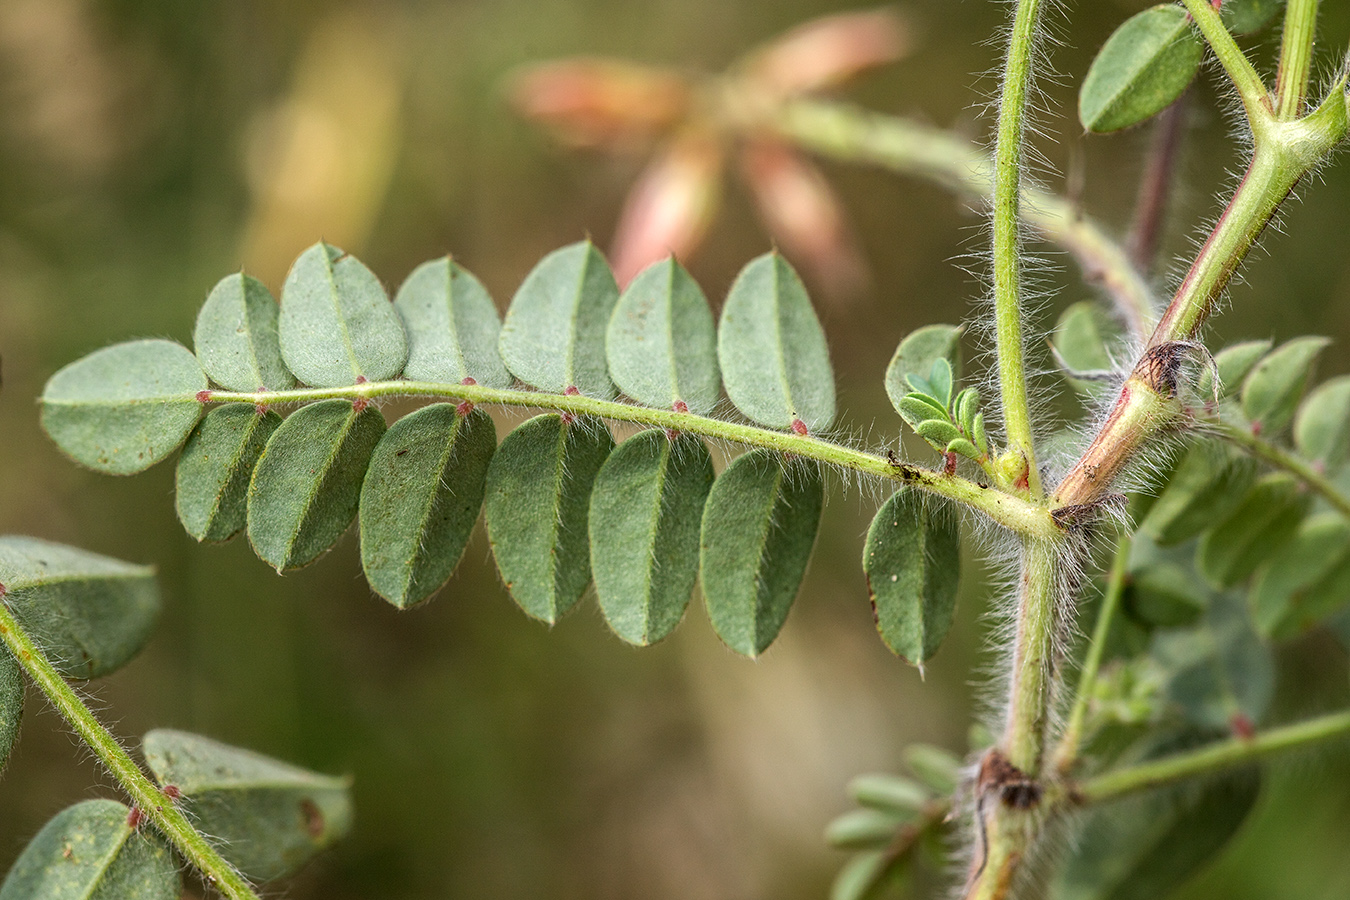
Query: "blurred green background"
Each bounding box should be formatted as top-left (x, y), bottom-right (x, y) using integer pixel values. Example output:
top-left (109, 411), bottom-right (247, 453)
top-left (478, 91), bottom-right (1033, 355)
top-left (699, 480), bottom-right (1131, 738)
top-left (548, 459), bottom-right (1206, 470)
top-left (2, 1), bottom-right (1349, 897)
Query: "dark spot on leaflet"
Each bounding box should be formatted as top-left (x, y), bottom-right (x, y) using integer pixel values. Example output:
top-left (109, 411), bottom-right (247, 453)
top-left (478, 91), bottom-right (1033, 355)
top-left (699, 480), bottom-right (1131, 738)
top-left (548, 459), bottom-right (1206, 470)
top-left (300, 798), bottom-right (325, 839)
top-left (395, 449), bottom-right (409, 457)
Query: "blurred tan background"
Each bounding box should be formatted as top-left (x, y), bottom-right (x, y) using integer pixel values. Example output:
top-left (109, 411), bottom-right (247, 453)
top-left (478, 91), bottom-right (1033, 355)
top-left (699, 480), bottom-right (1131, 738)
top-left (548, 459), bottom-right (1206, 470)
top-left (1, 1), bottom-right (1349, 897)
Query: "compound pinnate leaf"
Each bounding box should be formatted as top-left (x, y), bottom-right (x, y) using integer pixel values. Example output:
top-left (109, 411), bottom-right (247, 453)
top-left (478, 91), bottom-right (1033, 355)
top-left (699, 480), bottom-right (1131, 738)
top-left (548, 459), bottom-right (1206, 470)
top-left (142, 729), bottom-right (352, 882)
top-left (0, 648), bottom-right (20, 777)
top-left (1201, 339), bottom-right (1272, 399)
top-left (719, 253), bottom-right (836, 432)
top-left (0, 799), bottom-right (178, 900)
top-left (499, 241), bottom-right (619, 397)
top-left (247, 400), bottom-right (387, 572)
top-left (1142, 443), bottom-right (1256, 546)
top-left (485, 414), bottom-right (614, 623)
top-left (41, 339), bottom-right (207, 475)
top-left (1079, 5), bottom-right (1203, 133)
top-left (0, 537), bottom-right (158, 680)
top-left (1241, 335), bottom-right (1330, 433)
top-left (1294, 375), bottom-right (1350, 472)
top-left (176, 405), bottom-right (282, 543)
top-left (278, 242), bottom-right (408, 387)
top-left (863, 490), bottom-right (961, 667)
top-left (589, 430), bottom-right (714, 646)
top-left (394, 257), bottom-right (512, 388)
top-left (885, 324), bottom-right (962, 416)
top-left (359, 405), bottom-right (496, 609)
top-left (194, 273), bottom-right (295, 392)
top-left (1154, 595), bottom-right (1274, 731)
top-left (606, 257), bottom-right (719, 415)
top-left (1223, 0), bottom-right (1284, 34)
top-left (1197, 472), bottom-right (1309, 589)
top-left (1250, 513), bottom-right (1350, 640)
top-left (700, 450), bottom-right (823, 657)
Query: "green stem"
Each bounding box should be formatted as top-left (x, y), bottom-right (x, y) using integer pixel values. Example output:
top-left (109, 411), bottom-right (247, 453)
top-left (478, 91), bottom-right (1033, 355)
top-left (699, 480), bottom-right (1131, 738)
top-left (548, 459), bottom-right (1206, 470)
top-left (1079, 709), bottom-right (1350, 804)
top-left (0, 598), bottom-right (261, 900)
top-left (1180, 0), bottom-right (1271, 116)
top-left (205, 381), bottom-right (1061, 539)
top-left (1276, 0), bottom-right (1320, 119)
top-left (767, 100), bottom-right (1156, 340)
top-left (1052, 534), bottom-right (1131, 775)
top-left (991, 0), bottom-right (1044, 496)
top-left (1002, 538), bottom-right (1062, 774)
top-left (1213, 420), bottom-right (1350, 518)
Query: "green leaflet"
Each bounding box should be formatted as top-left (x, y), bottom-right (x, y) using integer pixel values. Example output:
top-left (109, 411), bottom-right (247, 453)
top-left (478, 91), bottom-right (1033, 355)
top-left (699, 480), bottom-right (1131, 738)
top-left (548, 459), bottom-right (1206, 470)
top-left (1196, 472), bottom-right (1309, 589)
top-left (41, 339), bottom-right (206, 475)
top-left (278, 242), bottom-right (409, 387)
top-left (903, 744), bottom-right (962, 796)
top-left (0, 537), bottom-right (158, 680)
top-left (1202, 339), bottom-right (1272, 400)
top-left (1125, 561), bottom-right (1206, 628)
top-left (847, 774), bottom-right (930, 815)
top-left (0, 647), bottom-right (20, 776)
top-left (589, 430), bottom-right (714, 645)
top-left (718, 253), bottom-right (836, 433)
top-left (1052, 301), bottom-right (1119, 397)
top-left (193, 272), bottom-right (296, 392)
top-left (0, 799), bottom-right (178, 900)
top-left (1222, 0), bottom-right (1284, 33)
top-left (605, 257), bottom-right (720, 415)
top-left (1153, 595), bottom-right (1274, 731)
top-left (498, 241), bottom-right (619, 397)
top-left (394, 257), bottom-right (512, 388)
top-left (1079, 5), bottom-right (1203, 133)
top-left (1141, 442), bottom-right (1256, 546)
top-left (884, 324), bottom-right (963, 417)
top-left (825, 808), bottom-right (909, 849)
top-left (484, 414), bottom-right (614, 623)
top-left (700, 450), bottom-right (823, 657)
top-left (1294, 375), bottom-right (1350, 472)
top-left (247, 399), bottom-right (387, 572)
top-left (359, 405), bottom-right (497, 609)
top-left (1055, 761), bottom-right (1259, 900)
top-left (141, 729), bottom-right (352, 882)
top-left (863, 490), bottom-right (961, 667)
top-left (176, 405), bottom-right (282, 543)
top-left (1250, 513), bottom-right (1350, 640)
top-left (1240, 335), bottom-right (1330, 433)
top-left (830, 851), bottom-right (891, 900)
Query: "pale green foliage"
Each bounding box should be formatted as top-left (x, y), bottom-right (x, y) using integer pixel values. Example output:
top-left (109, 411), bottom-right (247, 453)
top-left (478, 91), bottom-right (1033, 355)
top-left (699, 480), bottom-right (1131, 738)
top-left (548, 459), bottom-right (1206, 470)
top-left (1222, 0), bottom-right (1284, 34)
top-left (0, 649), bottom-right (20, 777)
top-left (719, 252), bottom-right (836, 432)
top-left (1250, 513), bottom-right (1350, 639)
top-left (142, 729), bottom-right (352, 881)
top-left (1079, 5), bottom-right (1202, 133)
top-left (1240, 335), bottom-right (1330, 432)
top-left (1293, 375), bottom-right (1350, 469)
top-left (395, 257), bottom-right (512, 388)
top-left (195, 273), bottom-right (296, 392)
top-left (885, 323), bottom-right (962, 413)
top-left (589, 430), bottom-right (714, 646)
top-left (699, 451), bottom-right (823, 657)
top-left (1142, 444), bottom-right (1256, 546)
top-left (177, 405), bottom-right (282, 542)
top-left (1153, 596), bottom-right (1274, 732)
top-left (1196, 472), bottom-right (1308, 588)
top-left (0, 800), bottom-right (178, 900)
top-left (0, 537), bottom-right (158, 679)
top-left (1206, 339), bottom-right (1272, 398)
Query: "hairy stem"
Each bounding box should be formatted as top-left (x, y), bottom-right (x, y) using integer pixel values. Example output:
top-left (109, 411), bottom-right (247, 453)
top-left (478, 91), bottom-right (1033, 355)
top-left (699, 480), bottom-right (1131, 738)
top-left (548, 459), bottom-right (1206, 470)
top-left (0, 596), bottom-right (261, 900)
top-left (1053, 534), bottom-right (1130, 775)
top-left (204, 381), bottom-right (1061, 538)
top-left (1212, 420), bottom-right (1350, 518)
top-left (1079, 708), bottom-right (1350, 803)
top-left (1002, 539), bottom-right (1063, 774)
top-left (1276, 0), bottom-right (1320, 119)
top-left (1180, 0), bottom-right (1271, 116)
top-left (990, 0), bottom-right (1044, 495)
top-left (768, 100), bottom-right (1155, 340)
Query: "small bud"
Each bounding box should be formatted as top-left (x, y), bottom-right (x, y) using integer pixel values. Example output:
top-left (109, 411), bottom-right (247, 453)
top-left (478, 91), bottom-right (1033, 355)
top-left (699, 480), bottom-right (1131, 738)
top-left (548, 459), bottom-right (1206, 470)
top-left (162, 784), bottom-right (182, 801)
top-left (196, 390), bottom-right (213, 403)
top-left (126, 806), bottom-right (144, 829)
top-left (456, 400), bottom-right (474, 417)
top-left (353, 398), bottom-right (369, 413)
top-left (791, 418), bottom-right (809, 436)
top-left (672, 400), bottom-right (689, 414)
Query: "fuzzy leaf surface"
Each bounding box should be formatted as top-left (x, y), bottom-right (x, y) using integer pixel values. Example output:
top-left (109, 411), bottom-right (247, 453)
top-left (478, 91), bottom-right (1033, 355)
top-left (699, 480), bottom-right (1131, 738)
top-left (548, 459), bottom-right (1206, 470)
top-left (278, 242), bottom-right (408, 387)
top-left (1293, 375), bottom-right (1350, 473)
top-left (142, 729), bottom-right (351, 882)
top-left (0, 800), bottom-right (178, 900)
top-left (484, 414), bottom-right (614, 623)
top-left (1079, 5), bottom-right (1202, 133)
top-left (1142, 443), bottom-right (1256, 546)
top-left (0, 648), bottom-right (20, 777)
top-left (247, 400), bottom-right (386, 571)
top-left (589, 430), bottom-right (714, 645)
top-left (176, 405), bottom-right (281, 543)
top-left (41, 340), bottom-right (206, 475)
top-left (194, 272), bottom-right (295, 392)
top-left (499, 241), bottom-right (619, 397)
top-left (700, 450), bottom-right (823, 657)
top-left (394, 257), bottom-right (512, 388)
top-left (863, 489), bottom-right (961, 666)
top-left (1196, 472), bottom-right (1309, 589)
top-left (606, 257), bottom-right (719, 414)
top-left (359, 405), bottom-right (496, 609)
top-left (718, 253), bottom-right (835, 432)
top-left (884, 324), bottom-right (962, 416)
top-left (0, 537), bottom-right (158, 679)
top-left (1240, 336), bottom-right (1330, 433)
top-left (1250, 513), bottom-right (1350, 640)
